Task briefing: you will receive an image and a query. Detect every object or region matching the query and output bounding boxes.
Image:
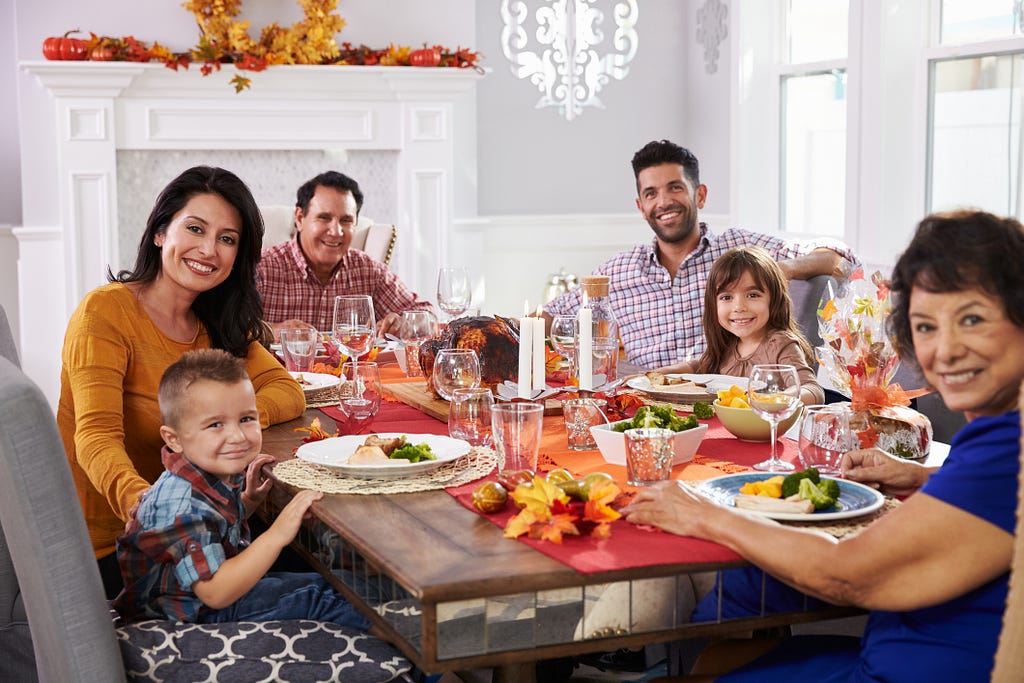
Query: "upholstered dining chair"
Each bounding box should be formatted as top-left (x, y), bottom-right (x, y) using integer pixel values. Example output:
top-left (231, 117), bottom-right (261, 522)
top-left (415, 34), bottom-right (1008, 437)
top-left (0, 356), bottom-right (414, 682)
top-left (259, 205), bottom-right (398, 266)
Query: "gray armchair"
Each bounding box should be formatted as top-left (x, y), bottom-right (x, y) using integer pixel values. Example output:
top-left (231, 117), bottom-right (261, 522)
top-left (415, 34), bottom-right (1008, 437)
top-left (0, 356), bottom-right (413, 682)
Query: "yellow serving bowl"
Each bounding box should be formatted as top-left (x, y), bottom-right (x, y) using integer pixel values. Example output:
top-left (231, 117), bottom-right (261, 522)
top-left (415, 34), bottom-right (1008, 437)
top-left (712, 401), bottom-right (802, 443)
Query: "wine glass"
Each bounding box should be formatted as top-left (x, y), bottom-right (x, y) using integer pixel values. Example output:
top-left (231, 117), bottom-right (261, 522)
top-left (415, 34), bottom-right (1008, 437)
top-left (432, 348), bottom-right (481, 401)
top-left (798, 404), bottom-right (854, 476)
top-left (399, 310), bottom-right (439, 378)
top-left (748, 364), bottom-right (802, 472)
top-left (436, 267), bottom-right (471, 321)
top-left (338, 362), bottom-right (382, 435)
top-left (448, 387), bottom-right (494, 446)
top-left (549, 314), bottom-right (577, 378)
top-left (332, 295), bottom-right (375, 400)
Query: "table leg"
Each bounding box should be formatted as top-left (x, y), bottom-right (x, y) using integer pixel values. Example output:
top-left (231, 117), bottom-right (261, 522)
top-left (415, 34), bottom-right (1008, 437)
top-left (493, 663), bottom-right (536, 683)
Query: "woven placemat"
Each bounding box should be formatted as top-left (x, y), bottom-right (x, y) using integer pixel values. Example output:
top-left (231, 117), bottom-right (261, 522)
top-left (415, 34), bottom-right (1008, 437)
top-left (272, 446), bottom-right (498, 495)
top-left (781, 496), bottom-right (900, 538)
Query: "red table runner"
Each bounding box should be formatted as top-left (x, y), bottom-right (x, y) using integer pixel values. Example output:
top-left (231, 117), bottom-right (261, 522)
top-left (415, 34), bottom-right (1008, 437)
top-left (312, 396), bottom-right (802, 575)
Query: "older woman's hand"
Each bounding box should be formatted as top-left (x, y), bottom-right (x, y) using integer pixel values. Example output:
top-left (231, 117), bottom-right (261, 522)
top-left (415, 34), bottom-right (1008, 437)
top-left (621, 480), bottom-right (717, 538)
top-left (841, 448), bottom-right (933, 497)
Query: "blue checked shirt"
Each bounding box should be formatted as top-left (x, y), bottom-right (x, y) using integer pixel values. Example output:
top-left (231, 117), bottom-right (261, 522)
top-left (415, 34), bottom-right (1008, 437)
top-left (114, 446), bottom-right (248, 622)
top-left (544, 224), bottom-right (855, 368)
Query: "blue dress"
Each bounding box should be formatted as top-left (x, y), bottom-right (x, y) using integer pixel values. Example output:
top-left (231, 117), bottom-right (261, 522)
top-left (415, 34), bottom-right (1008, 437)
top-left (694, 411), bottom-right (1019, 683)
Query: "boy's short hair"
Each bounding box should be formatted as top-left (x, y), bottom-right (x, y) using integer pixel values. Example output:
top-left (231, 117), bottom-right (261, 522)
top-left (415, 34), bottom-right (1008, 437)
top-left (159, 349), bottom-right (249, 427)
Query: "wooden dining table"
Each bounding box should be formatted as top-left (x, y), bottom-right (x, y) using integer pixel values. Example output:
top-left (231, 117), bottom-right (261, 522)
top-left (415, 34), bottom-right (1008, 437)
top-left (259, 357), bottom-right (863, 680)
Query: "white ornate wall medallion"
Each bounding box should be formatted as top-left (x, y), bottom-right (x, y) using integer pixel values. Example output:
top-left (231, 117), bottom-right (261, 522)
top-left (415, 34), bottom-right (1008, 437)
top-left (500, 0), bottom-right (639, 121)
top-left (696, 0), bottom-right (728, 74)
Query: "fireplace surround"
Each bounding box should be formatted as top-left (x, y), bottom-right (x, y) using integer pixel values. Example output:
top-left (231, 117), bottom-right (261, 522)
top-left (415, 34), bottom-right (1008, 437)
top-left (19, 61), bottom-right (480, 403)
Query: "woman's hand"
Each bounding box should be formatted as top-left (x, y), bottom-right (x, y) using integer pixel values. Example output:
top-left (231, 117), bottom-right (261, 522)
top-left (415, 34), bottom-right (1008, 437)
top-left (621, 480), bottom-right (716, 538)
top-left (241, 454), bottom-right (276, 516)
top-left (841, 448), bottom-right (933, 497)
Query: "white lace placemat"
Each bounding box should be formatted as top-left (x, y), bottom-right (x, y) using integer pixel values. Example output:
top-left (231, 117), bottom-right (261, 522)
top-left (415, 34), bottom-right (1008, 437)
top-left (272, 446), bottom-right (498, 495)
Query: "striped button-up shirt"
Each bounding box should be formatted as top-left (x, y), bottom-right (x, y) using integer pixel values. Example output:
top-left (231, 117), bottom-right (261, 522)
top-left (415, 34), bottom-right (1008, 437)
top-left (256, 238), bottom-right (434, 331)
top-left (544, 224), bottom-right (855, 368)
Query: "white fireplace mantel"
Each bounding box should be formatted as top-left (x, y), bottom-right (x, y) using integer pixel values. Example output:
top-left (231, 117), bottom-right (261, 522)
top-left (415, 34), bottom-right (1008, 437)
top-left (19, 61), bottom-right (481, 405)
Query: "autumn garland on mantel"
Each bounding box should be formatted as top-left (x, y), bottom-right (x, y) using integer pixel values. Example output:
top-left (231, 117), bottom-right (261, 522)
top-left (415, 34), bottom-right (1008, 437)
top-left (65, 0), bottom-right (481, 92)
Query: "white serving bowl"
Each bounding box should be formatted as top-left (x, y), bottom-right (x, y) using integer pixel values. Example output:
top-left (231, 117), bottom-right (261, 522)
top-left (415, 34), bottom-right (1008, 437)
top-left (590, 420), bottom-right (708, 467)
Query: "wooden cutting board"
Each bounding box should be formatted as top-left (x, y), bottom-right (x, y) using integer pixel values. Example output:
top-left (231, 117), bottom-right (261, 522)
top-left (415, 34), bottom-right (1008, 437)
top-left (384, 381), bottom-right (563, 419)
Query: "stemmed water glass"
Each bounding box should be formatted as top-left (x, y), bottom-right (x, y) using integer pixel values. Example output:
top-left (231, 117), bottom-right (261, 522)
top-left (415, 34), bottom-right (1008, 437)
top-left (432, 348), bottom-right (481, 401)
top-left (332, 295), bottom-right (375, 402)
top-left (549, 314), bottom-right (577, 378)
top-left (748, 364), bottom-right (802, 472)
top-left (338, 361), bottom-right (382, 435)
top-left (436, 267), bottom-right (471, 322)
top-left (399, 310), bottom-right (439, 377)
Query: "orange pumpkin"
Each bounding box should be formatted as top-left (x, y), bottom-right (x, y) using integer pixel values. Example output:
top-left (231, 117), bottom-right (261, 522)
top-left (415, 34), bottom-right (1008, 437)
top-left (42, 30), bottom-right (88, 61)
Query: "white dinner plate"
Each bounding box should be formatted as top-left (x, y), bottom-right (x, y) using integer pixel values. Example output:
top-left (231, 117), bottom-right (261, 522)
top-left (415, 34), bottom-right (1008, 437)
top-left (695, 472), bottom-right (886, 521)
top-left (293, 372), bottom-right (340, 394)
top-left (626, 374), bottom-right (748, 401)
top-left (295, 433), bottom-right (471, 479)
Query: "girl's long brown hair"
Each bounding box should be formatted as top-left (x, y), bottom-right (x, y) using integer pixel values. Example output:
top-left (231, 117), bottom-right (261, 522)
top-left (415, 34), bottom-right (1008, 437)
top-left (694, 246), bottom-right (815, 373)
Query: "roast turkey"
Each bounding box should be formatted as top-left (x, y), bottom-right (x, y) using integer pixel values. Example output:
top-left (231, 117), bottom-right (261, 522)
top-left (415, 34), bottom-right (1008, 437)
top-left (419, 315), bottom-right (522, 391)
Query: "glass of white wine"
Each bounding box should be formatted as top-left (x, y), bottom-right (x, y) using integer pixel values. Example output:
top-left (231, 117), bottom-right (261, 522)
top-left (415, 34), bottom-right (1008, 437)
top-left (549, 314), bottom-right (576, 377)
top-left (436, 267), bottom-right (471, 321)
top-left (748, 364), bottom-right (801, 472)
top-left (332, 295), bottom-right (375, 404)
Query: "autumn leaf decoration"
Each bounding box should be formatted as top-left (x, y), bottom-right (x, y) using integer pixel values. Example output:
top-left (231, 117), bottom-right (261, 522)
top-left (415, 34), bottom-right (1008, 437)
top-left (294, 416), bottom-right (337, 443)
top-left (504, 475), bottom-right (622, 544)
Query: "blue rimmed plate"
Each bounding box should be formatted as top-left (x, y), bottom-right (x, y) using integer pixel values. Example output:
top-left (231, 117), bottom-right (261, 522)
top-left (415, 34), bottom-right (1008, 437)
top-left (696, 472), bottom-right (885, 521)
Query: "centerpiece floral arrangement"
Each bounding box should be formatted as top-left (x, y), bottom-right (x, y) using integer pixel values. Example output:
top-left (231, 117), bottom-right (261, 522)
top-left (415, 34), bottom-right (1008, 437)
top-left (817, 269), bottom-right (932, 460)
top-left (43, 0), bottom-right (482, 92)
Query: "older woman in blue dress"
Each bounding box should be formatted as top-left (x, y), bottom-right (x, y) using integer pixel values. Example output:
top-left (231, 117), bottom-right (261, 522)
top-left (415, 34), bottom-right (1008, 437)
top-left (623, 209), bottom-right (1023, 682)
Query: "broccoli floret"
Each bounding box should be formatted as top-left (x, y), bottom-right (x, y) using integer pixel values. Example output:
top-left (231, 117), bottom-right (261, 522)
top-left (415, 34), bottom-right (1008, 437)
top-left (818, 478), bottom-right (841, 501)
top-left (781, 467), bottom-right (820, 498)
top-left (692, 401), bottom-right (714, 419)
top-left (390, 442), bottom-right (436, 463)
top-left (798, 477), bottom-right (838, 510)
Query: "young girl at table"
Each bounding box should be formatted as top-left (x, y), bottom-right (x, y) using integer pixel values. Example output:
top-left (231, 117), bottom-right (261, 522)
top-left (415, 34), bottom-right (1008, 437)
top-left (114, 349), bottom-right (370, 631)
top-left (654, 246), bottom-right (824, 404)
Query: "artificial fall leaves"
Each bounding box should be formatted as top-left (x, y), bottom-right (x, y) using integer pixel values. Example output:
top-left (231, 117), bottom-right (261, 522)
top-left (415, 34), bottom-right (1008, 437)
top-left (78, 0), bottom-right (481, 93)
top-left (504, 475), bottom-right (622, 544)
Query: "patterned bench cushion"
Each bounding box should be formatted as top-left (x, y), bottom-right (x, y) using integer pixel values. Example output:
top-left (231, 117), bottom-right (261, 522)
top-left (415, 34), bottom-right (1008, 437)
top-left (117, 619), bottom-right (412, 682)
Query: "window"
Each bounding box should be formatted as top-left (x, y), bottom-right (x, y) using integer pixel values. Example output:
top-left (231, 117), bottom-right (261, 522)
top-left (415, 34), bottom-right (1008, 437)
top-left (927, 1), bottom-right (1024, 217)
top-left (780, 0), bottom-right (849, 236)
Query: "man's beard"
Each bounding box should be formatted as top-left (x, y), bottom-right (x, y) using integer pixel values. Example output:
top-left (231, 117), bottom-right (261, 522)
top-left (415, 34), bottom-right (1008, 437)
top-left (646, 206), bottom-right (698, 244)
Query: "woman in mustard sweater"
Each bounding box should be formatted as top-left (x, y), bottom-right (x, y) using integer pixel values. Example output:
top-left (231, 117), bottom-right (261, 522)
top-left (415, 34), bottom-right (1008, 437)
top-left (57, 166), bottom-right (305, 597)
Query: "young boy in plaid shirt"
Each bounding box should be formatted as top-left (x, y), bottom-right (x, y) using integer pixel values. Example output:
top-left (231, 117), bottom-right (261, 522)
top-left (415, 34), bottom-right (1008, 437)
top-left (113, 349), bottom-right (370, 630)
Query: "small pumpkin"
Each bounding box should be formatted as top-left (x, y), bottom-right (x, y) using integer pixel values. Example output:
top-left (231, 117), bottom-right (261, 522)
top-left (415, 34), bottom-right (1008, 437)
top-left (90, 44), bottom-right (116, 61)
top-left (409, 47), bottom-right (441, 67)
top-left (42, 30), bottom-right (88, 61)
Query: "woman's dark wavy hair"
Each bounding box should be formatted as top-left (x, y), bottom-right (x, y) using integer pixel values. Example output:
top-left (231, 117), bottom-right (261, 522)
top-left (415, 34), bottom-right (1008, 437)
top-left (109, 166), bottom-right (265, 357)
top-left (694, 246), bottom-right (815, 373)
top-left (888, 210), bottom-right (1024, 371)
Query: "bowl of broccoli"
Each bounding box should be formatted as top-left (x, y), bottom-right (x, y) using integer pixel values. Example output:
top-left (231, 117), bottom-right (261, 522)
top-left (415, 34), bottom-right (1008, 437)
top-left (590, 404), bottom-right (708, 467)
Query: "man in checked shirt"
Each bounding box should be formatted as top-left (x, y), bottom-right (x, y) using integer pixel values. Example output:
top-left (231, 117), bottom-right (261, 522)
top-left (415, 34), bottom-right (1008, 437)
top-left (256, 171), bottom-right (434, 339)
top-left (544, 140), bottom-right (857, 369)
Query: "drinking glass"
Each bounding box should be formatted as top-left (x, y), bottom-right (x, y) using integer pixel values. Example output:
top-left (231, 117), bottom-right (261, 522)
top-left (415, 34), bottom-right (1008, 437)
top-left (436, 267), bottom-right (472, 321)
top-left (748, 364), bottom-right (802, 472)
top-left (798, 404), bottom-right (854, 475)
top-left (491, 403), bottom-right (544, 472)
top-left (279, 327), bottom-right (317, 373)
top-left (400, 310), bottom-right (439, 378)
top-left (549, 314), bottom-right (577, 377)
top-left (448, 387), bottom-right (495, 447)
top-left (338, 362), bottom-right (382, 435)
top-left (332, 295), bottom-right (375, 398)
top-left (432, 348), bottom-right (481, 401)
